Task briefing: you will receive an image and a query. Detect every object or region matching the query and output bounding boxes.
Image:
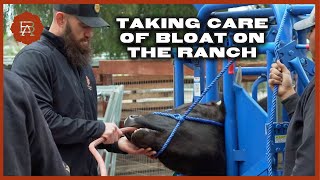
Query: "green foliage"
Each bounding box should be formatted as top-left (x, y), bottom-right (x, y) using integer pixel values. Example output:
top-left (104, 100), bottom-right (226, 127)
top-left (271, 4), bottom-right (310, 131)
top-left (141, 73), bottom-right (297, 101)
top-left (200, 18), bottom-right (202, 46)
top-left (4, 4), bottom-right (197, 58)
top-left (12, 4), bottom-right (54, 27)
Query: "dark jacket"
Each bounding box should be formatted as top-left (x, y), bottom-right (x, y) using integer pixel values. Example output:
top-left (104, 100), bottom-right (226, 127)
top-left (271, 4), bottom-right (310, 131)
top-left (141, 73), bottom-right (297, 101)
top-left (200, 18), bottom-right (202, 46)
top-left (282, 78), bottom-right (315, 175)
top-left (11, 29), bottom-right (123, 175)
top-left (4, 69), bottom-right (69, 175)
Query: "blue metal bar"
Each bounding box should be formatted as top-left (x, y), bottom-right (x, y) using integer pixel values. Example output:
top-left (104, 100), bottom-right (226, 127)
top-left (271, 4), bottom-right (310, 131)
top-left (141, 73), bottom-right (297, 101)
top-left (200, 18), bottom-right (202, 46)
top-left (173, 49), bottom-right (184, 108)
top-left (200, 60), bottom-right (206, 104)
top-left (296, 44), bottom-right (308, 49)
top-left (268, 5), bottom-right (294, 176)
top-left (190, 4), bottom-right (314, 176)
top-left (289, 4), bottom-right (315, 15)
top-left (259, 43), bottom-right (309, 53)
top-left (271, 4), bottom-right (293, 45)
top-left (292, 6), bottom-right (313, 53)
top-left (252, 75), bottom-right (267, 101)
top-left (235, 67), bottom-right (267, 76)
top-left (223, 59), bottom-right (238, 176)
top-left (257, 42), bottom-right (275, 54)
top-left (205, 59), bottom-right (218, 103)
top-left (297, 30), bottom-right (308, 44)
top-left (212, 8), bottom-right (273, 19)
top-left (197, 4), bottom-right (251, 34)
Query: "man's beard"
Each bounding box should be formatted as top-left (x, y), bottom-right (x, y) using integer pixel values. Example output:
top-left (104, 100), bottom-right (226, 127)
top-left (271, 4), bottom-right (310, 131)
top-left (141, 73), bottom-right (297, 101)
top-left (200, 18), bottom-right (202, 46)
top-left (63, 23), bottom-right (92, 68)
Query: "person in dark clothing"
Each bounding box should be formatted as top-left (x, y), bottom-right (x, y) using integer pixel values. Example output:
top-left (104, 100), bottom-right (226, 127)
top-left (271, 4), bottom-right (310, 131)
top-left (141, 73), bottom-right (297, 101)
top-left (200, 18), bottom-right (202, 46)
top-left (268, 7), bottom-right (315, 175)
top-left (11, 4), bottom-right (155, 176)
top-left (4, 69), bottom-right (69, 176)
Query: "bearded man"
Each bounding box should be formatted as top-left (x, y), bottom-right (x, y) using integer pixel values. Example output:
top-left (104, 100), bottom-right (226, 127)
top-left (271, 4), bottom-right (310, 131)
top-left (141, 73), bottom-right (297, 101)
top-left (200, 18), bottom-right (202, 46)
top-left (11, 4), bottom-right (155, 176)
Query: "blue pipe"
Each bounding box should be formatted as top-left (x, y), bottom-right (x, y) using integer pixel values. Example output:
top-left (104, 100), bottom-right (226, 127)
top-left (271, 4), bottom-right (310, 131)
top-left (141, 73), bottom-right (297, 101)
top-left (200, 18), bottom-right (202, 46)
top-left (223, 59), bottom-right (238, 176)
top-left (191, 4), bottom-right (312, 176)
top-left (196, 4), bottom-right (250, 106)
top-left (197, 4), bottom-right (251, 34)
top-left (212, 8), bottom-right (273, 19)
top-left (235, 67), bottom-right (267, 76)
top-left (252, 75), bottom-right (267, 101)
top-left (205, 59), bottom-right (218, 103)
top-left (173, 49), bottom-right (184, 108)
top-left (200, 60), bottom-right (206, 103)
top-left (296, 44), bottom-right (308, 49)
top-left (257, 43), bottom-right (275, 54)
top-left (271, 4), bottom-right (293, 45)
top-left (233, 42), bottom-right (276, 55)
top-left (289, 4), bottom-right (315, 15)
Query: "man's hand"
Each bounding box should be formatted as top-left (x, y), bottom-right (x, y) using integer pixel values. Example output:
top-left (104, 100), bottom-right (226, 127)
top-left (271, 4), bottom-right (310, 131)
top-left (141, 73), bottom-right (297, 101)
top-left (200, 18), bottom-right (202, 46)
top-left (268, 60), bottom-right (296, 100)
top-left (117, 136), bottom-right (157, 158)
top-left (101, 123), bottom-right (123, 144)
top-left (118, 127), bottom-right (157, 158)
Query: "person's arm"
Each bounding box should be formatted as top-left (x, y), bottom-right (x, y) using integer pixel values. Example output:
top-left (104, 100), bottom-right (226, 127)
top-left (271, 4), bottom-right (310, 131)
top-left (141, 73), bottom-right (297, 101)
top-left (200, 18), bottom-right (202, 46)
top-left (11, 49), bottom-right (105, 144)
top-left (96, 126), bottom-right (157, 157)
top-left (4, 70), bottom-right (69, 175)
top-left (281, 93), bottom-right (300, 119)
top-left (97, 136), bottom-right (157, 157)
top-left (97, 142), bottom-right (127, 154)
top-left (22, 79), bottom-right (70, 175)
top-left (291, 92), bottom-right (315, 175)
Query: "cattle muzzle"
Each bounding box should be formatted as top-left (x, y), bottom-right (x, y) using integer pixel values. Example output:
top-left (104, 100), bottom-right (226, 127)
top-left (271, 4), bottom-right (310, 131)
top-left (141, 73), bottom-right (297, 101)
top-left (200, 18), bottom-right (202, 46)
top-left (123, 115), bottom-right (140, 141)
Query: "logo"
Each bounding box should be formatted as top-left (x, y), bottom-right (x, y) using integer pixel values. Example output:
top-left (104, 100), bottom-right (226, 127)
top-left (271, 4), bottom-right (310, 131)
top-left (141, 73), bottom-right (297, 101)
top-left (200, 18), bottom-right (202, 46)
top-left (86, 76), bottom-right (92, 91)
top-left (10, 12), bottom-right (43, 45)
top-left (20, 21), bottom-right (35, 36)
top-left (94, 4), bottom-right (100, 13)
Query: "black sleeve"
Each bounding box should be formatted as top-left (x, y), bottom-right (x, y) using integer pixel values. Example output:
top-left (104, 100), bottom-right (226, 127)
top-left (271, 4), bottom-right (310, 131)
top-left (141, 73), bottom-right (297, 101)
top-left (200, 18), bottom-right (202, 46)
top-left (11, 49), bottom-right (105, 144)
top-left (291, 91), bottom-right (315, 175)
top-left (97, 142), bottom-right (127, 154)
top-left (4, 70), bottom-right (69, 175)
top-left (281, 93), bottom-right (300, 119)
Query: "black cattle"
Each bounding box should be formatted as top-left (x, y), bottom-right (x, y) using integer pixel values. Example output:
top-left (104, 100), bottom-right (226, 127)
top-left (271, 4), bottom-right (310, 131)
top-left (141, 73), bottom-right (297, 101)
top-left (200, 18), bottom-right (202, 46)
top-left (123, 102), bottom-right (226, 175)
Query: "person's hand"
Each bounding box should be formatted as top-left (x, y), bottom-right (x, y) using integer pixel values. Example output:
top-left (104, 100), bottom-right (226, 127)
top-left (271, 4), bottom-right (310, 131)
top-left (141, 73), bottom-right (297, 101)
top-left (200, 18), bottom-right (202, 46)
top-left (119, 127), bottom-right (157, 158)
top-left (101, 123), bottom-right (123, 144)
top-left (268, 60), bottom-right (296, 100)
top-left (117, 136), bottom-right (157, 159)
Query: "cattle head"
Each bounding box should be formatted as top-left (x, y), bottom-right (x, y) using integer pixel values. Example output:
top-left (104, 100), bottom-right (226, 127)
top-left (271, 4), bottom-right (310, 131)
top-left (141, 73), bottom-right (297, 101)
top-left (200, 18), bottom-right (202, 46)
top-left (123, 102), bottom-right (226, 175)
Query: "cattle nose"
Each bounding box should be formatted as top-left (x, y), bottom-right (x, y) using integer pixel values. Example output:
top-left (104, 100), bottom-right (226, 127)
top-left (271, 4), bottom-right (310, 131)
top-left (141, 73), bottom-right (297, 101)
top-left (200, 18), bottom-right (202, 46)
top-left (124, 115), bottom-right (140, 126)
top-left (129, 115), bottom-right (140, 119)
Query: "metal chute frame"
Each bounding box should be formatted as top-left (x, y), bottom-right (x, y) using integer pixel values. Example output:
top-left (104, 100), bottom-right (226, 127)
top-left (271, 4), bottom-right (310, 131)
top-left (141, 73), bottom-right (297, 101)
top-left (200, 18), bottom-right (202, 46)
top-left (173, 4), bottom-right (314, 176)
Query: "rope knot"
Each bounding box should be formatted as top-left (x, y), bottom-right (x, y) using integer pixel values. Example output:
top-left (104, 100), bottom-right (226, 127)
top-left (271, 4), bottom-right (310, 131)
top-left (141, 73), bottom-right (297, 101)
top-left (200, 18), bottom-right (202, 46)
top-left (173, 114), bottom-right (185, 121)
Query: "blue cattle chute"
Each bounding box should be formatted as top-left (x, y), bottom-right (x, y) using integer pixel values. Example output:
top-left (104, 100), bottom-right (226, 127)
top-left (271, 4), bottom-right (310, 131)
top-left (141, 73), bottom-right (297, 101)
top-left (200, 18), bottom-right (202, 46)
top-left (173, 3), bottom-right (315, 176)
